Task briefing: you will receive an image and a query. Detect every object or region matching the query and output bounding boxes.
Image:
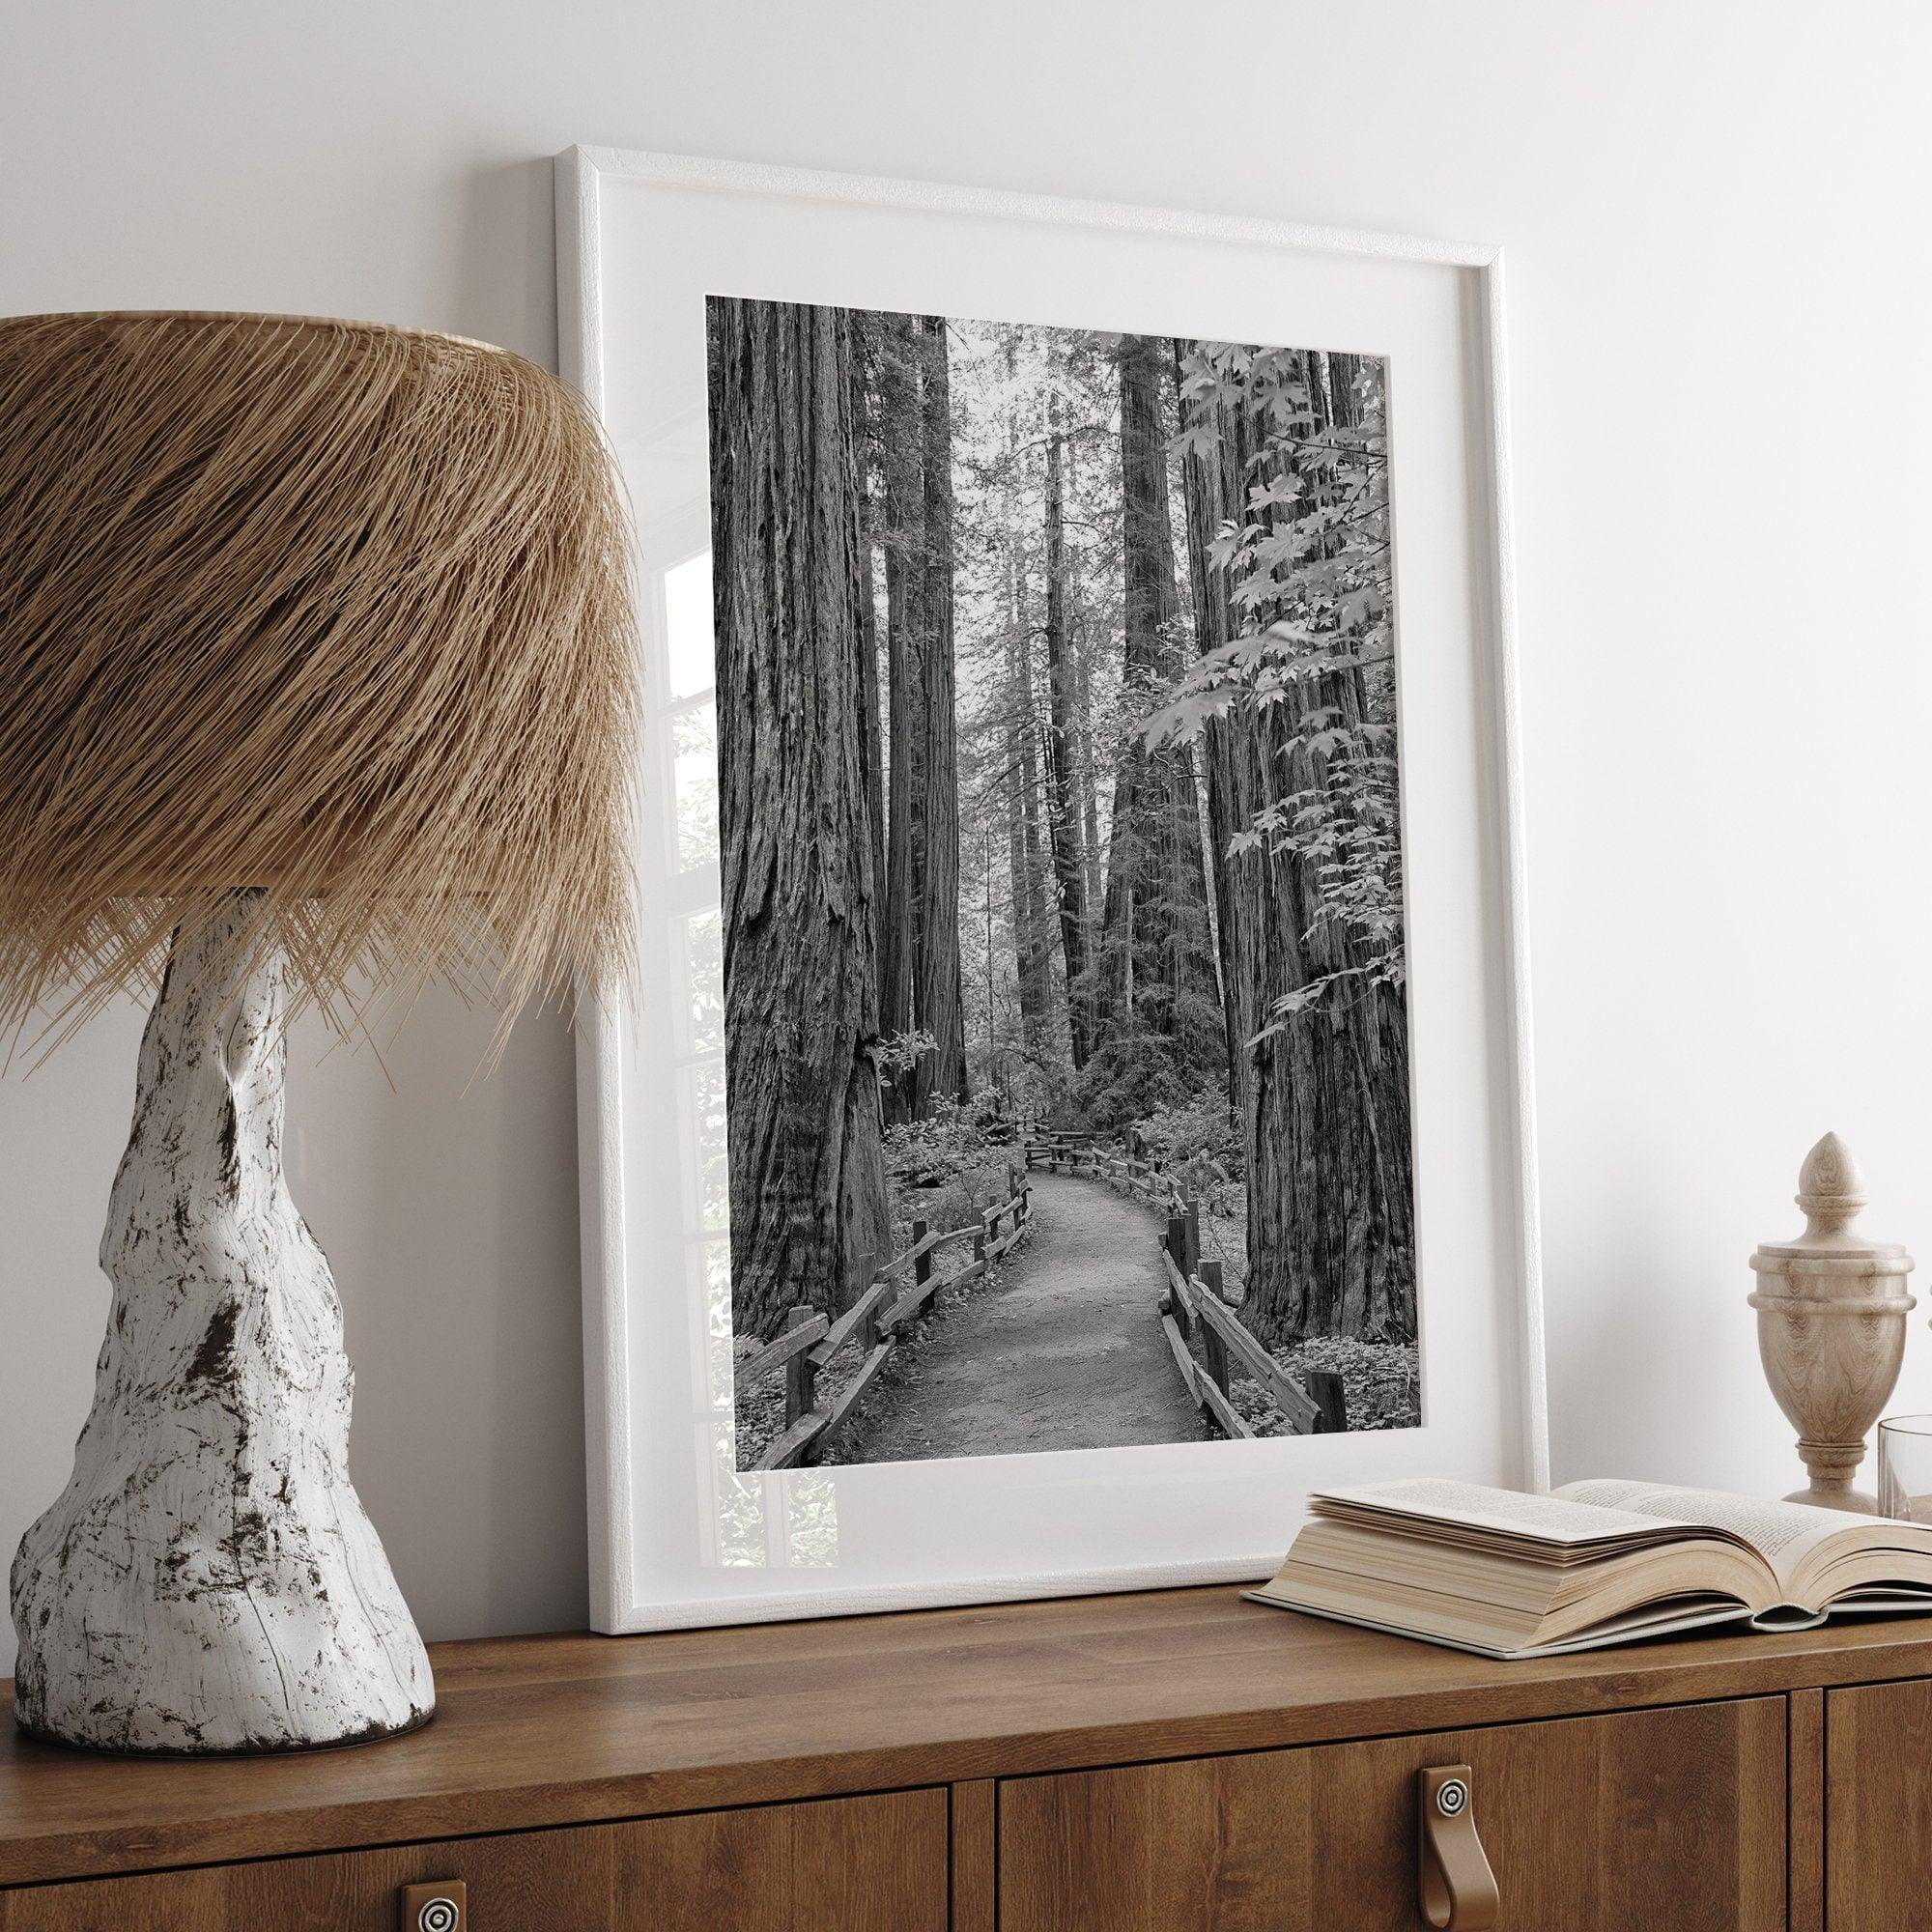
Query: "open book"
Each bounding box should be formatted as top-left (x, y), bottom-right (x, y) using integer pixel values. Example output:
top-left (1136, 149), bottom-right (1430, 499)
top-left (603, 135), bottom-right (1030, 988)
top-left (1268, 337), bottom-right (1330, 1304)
top-left (1246, 1477), bottom-right (1932, 1659)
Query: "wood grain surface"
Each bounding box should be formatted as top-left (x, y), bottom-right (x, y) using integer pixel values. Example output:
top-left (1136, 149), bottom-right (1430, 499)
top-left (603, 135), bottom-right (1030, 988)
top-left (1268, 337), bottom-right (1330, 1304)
top-left (5, 1587), bottom-right (1932, 1889)
top-left (1000, 1697), bottom-right (1787, 1931)
top-left (1827, 1676), bottom-right (1932, 1930)
top-left (0, 1788), bottom-right (945, 1931)
top-left (1788, 1689), bottom-right (1824, 1932)
top-left (949, 1780), bottom-right (996, 1932)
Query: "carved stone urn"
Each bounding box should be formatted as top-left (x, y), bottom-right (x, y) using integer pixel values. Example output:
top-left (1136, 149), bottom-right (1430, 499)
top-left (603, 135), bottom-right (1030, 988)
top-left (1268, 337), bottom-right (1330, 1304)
top-left (1748, 1133), bottom-right (1915, 1513)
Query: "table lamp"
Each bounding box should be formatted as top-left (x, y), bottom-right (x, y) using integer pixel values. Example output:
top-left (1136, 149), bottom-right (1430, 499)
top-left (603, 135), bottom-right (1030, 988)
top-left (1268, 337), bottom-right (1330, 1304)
top-left (0, 311), bottom-right (637, 1753)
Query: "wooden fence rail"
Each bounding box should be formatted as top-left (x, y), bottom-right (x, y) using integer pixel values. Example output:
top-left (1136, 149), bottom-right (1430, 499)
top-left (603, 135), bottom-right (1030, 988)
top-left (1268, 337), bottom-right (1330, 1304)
top-left (1155, 1190), bottom-right (1346, 1438)
top-left (740, 1166), bottom-right (1034, 1470)
top-left (1020, 1131), bottom-right (1228, 1218)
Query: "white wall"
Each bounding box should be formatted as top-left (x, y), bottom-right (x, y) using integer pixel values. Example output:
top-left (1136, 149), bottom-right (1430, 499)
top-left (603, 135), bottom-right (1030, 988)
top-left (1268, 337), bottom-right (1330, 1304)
top-left (7, 0), bottom-right (1932, 1675)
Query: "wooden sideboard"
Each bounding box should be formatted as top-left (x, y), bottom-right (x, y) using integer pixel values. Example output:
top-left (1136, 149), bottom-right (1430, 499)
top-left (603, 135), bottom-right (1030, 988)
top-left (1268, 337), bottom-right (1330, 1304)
top-left (5, 1586), bottom-right (1932, 1928)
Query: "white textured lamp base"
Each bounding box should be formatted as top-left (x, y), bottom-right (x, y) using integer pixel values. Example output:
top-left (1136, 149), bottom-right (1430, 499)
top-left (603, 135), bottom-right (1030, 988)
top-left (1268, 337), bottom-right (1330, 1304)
top-left (9, 895), bottom-right (434, 1753)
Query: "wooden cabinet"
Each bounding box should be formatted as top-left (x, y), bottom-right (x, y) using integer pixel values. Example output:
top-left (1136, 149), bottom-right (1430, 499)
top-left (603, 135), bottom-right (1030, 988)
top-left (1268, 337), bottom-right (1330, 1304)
top-left (1826, 1678), bottom-right (1932, 1931)
top-left (0, 1790), bottom-right (946, 1932)
top-left (1001, 1698), bottom-right (1787, 1932)
top-left (9, 1593), bottom-right (1932, 1930)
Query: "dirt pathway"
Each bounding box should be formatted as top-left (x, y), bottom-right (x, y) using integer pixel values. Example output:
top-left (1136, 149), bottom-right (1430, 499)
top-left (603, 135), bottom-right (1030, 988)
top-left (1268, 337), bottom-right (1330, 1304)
top-left (849, 1169), bottom-right (1208, 1463)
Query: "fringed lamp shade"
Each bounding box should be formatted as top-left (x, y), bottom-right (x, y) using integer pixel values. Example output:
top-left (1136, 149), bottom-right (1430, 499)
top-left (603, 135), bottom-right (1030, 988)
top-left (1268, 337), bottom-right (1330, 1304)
top-left (0, 313), bottom-right (639, 1757)
top-left (0, 311), bottom-right (638, 1038)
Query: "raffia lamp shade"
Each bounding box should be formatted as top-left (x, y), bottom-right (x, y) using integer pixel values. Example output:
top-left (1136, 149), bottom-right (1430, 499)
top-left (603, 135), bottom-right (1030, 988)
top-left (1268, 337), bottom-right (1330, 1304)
top-left (0, 312), bottom-right (639, 1755)
top-left (0, 310), bottom-right (638, 1037)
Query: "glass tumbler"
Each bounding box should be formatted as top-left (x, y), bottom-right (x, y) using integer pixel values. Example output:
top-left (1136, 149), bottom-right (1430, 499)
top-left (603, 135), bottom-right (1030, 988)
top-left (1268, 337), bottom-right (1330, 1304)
top-left (1877, 1414), bottom-right (1932, 1521)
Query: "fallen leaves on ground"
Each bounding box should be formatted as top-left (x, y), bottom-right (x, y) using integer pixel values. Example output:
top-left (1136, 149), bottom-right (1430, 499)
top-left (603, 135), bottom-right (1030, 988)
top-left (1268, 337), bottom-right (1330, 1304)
top-left (1229, 1336), bottom-right (1420, 1436)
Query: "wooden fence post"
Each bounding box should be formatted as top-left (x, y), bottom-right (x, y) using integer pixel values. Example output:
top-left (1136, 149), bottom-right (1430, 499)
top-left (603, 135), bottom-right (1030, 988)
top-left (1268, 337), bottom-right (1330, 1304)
top-left (1164, 1216), bottom-right (1192, 1341)
top-left (913, 1219), bottom-right (930, 1286)
top-left (1308, 1370), bottom-right (1349, 1435)
top-left (1198, 1260), bottom-right (1229, 1400)
top-left (1181, 1198), bottom-right (1201, 1280)
top-left (973, 1228), bottom-right (986, 1266)
top-left (782, 1306), bottom-right (817, 1432)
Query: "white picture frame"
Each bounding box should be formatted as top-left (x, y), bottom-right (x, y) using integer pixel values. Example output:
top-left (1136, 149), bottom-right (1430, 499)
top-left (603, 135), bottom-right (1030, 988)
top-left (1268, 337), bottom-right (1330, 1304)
top-left (557, 144), bottom-right (1547, 1635)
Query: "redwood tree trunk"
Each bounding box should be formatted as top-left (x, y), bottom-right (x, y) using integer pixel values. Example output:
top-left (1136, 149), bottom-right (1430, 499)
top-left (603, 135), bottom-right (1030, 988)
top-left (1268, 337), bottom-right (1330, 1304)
top-left (1175, 341), bottom-right (1414, 1346)
top-left (878, 313), bottom-right (923, 1122)
top-left (999, 331), bottom-right (1053, 1068)
top-left (1176, 342), bottom-right (1260, 1111)
top-left (709, 297), bottom-right (893, 1339)
top-left (1040, 412), bottom-right (1094, 1067)
top-left (852, 317), bottom-right (888, 912)
top-left (875, 314), bottom-right (967, 1120)
top-left (1005, 561), bottom-right (1051, 1055)
top-left (1075, 603), bottom-right (1103, 934)
top-left (1098, 335), bottom-right (1219, 1064)
top-left (912, 315), bottom-right (968, 1110)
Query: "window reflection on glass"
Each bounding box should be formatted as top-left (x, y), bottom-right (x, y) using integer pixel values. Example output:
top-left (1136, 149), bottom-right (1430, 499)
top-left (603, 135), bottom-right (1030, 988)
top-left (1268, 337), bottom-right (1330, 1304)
top-left (675, 909), bottom-right (724, 1060)
top-left (708, 1423), bottom-right (769, 1568)
top-left (782, 1472), bottom-right (839, 1568)
top-left (670, 702), bottom-right (719, 875)
top-left (703, 1428), bottom-right (842, 1571)
top-left (699, 1237), bottom-right (733, 1410)
top-left (663, 550), bottom-right (715, 702)
top-left (676, 1058), bottom-right (729, 1236)
top-left (650, 546), bottom-right (840, 1575)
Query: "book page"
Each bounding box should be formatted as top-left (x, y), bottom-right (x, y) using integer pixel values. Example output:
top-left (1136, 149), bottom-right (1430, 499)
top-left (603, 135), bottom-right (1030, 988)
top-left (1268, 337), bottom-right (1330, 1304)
top-left (1247, 1590), bottom-right (1763, 1662)
top-left (1314, 1478), bottom-right (1681, 1548)
top-left (1554, 1480), bottom-right (1849, 1580)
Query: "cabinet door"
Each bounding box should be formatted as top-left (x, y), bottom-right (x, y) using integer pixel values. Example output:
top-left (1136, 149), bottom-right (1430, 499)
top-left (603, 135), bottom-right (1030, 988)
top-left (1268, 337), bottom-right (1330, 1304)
top-left (1001, 1697), bottom-right (1785, 1931)
top-left (1827, 1678), bottom-right (1932, 1930)
top-left (0, 1787), bottom-right (946, 1932)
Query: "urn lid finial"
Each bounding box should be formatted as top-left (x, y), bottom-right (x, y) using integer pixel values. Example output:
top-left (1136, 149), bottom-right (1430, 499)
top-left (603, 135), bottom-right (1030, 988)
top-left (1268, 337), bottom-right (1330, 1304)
top-left (1751, 1131), bottom-right (1911, 1270)
top-left (1796, 1131), bottom-right (1866, 1230)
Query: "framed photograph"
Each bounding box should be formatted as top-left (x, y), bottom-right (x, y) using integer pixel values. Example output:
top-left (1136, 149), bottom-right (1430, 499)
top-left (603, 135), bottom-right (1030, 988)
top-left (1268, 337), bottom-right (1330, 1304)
top-left (557, 146), bottom-right (1546, 1634)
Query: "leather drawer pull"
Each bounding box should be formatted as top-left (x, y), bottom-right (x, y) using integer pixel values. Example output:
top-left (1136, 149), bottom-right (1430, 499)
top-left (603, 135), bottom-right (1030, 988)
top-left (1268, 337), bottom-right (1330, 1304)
top-left (1417, 1765), bottom-right (1499, 1930)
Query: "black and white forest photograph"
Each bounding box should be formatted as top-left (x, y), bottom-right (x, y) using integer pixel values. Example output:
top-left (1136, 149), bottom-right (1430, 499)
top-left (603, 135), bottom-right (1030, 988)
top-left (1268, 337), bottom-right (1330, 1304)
top-left (708, 298), bottom-right (1419, 1470)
